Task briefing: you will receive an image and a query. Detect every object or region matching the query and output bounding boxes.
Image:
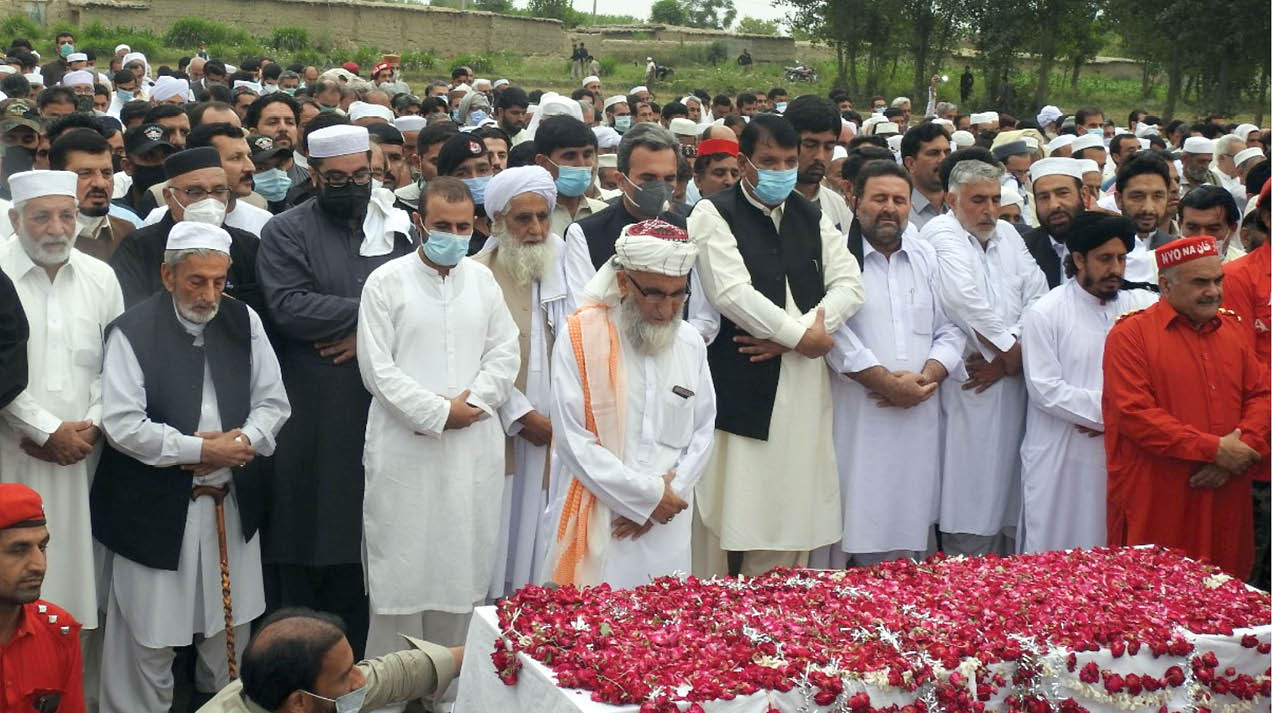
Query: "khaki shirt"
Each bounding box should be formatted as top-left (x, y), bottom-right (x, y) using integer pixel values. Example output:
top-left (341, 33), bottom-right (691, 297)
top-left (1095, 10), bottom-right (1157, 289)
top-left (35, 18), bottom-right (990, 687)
top-left (551, 195), bottom-right (607, 240)
top-left (195, 636), bottom-right (456, 713)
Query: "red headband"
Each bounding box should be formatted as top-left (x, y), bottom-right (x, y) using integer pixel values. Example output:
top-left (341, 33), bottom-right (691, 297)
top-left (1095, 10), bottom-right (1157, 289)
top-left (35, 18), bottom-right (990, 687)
top-left (697, 139), bottom-right (738, 157)
top-left (1156, 235), bottom-right (1218, 270)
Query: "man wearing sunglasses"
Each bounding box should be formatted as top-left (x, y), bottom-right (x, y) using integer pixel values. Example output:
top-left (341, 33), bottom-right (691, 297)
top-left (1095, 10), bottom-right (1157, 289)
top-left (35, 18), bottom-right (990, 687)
top-left (110, 146), bottom-right (264, 314)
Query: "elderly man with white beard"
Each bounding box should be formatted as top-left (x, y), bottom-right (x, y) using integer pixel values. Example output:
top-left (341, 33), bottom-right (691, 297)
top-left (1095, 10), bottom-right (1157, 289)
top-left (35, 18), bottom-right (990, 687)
top-left (0, 170), bottom-right (123, 637)
top-left (471, 166), bottom-right (572, 598)
top-left (546, 219), bottom-right (716, 590)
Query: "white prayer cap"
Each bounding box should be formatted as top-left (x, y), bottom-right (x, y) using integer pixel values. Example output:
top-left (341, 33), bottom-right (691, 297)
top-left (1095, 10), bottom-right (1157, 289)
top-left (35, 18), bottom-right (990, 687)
top-left (493, 78), bottom-right (509, 89)
top-left (473, 78), bottom-right (492, 91)
top-left (1000, 184), bottom-right (1023, 208)
top-left (27, 71), bottom-right (44, 87)
top-left (1077, 158), bottom-right (1101, 175)
top-left (931, 118), bottom-right (955, 131)
top-left (950, 130), bottom-right (975, 149)
top-left (114, 44), bottom-right (130, 54)
top-left (1138, 138), bottom-right (1151, 150)
top-left (1234, 123), bottom-right (1259, 141)
top-left (1029, 157), bottom-right (1084, 183)
top-left (484, 165), bottom-right (557, 218)
top-left (394, 116), bottom-right (427, 133)
top-left (886, 134), bottom-right (903, 153)
top-left (0, 65), bottom-right (14, 75)
top-left (985, 111), bottom-right (1000, 122)
top-left (1234, 147), bottom-right (1264, 168)
top-left (1036, 105), bottom-right (1062, 127)
top-left (832, 145), bottom-right (848, 162)
top-left (348, 101), bottom-right (393, 124)
top-left (8, 170), bottom-right (77, 206)
top-left (121, 52), bottom-right (146, 68)
top-left (1182, 136), bottom-right (1215, 154)
top-left (66, 52), bottom-right (87, 63)
top-left (860, 115), bottom-right (884, 134)
top-left (874, 121), bottom-right (900, 136)
top-left (232, 80), bottom-right (262, 94)
top-left (630, 85), bottom-right (648, 94)
top-left (60, 70), bottom-right (94, 86)
top-left (669, 118), bottom-right (697, 137)
top-left (308, 125), bottom-right (370, 159)
top-left (225, 64), bottom-right (237, 74)
top-left (969, 112), bottom-right (994, 125)
top-left (1133, 123), bottom-right (1159, 138)
top-left (597, 153), bottom-right (617, 168)
top-left (166, 221), bottom-right (231, 254)
top-left (615, 219), bottom-right (697, 277)
top-left (1070, 134), bottom-right (1104, 153)
top-left (581, 75), bottom-right (600, 87)
top-left (1046, 134), bottom-right (1076, 154)
top-left (527, 92), bottom-right (583, 137)
top-left (151, 76), bottom-right (190, 102)
top-left (603, 94), bottom-right (627, 110)
top-left (592, 125), bottom-right (621, 150)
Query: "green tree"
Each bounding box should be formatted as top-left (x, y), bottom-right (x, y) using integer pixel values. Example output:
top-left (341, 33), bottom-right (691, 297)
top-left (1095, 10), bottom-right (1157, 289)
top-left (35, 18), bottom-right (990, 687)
top-left (473, 0), bottom-right (514, 10)
top-left (527, 0), bottom-right (573, 21)
top-left (649, 0), bottom-right (689, 25)
top-left (685, 0), bottom-right (736, 29)
top-left (736, 16), bottom-right (778, 35)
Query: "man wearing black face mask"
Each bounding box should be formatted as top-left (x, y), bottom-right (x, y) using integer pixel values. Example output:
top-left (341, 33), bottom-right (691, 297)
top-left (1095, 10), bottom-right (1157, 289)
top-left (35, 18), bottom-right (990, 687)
top-left (0, 99), bottom-right (44, 200)
top-left (115, 122), bottom-right (174, 215)
top-left (561, 122), bottom-right (687, 305)
top-left (255, 122), bottom-right (418, 659)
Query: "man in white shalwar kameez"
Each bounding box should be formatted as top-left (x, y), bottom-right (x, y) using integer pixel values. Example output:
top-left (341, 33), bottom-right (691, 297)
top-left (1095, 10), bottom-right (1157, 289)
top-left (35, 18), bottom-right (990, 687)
top-left (357, 176), bottom-right (520, 670)
top-left (0, 170), bottom-right (122, 632)
top-left (1019, 211), bottom-right (1157, 553)
top-left (470, 166), bottom-right (571, 598)
top-left (688, 114), bottom-right (863, 577)
top-left (546, 219), bottom-right (716, 590)
top-left (826, 162), bottom-right (965, 565)
top-left (95, 222), bottom-right (290, 712)
top-left (921, 158), bottom-right (1047, 556)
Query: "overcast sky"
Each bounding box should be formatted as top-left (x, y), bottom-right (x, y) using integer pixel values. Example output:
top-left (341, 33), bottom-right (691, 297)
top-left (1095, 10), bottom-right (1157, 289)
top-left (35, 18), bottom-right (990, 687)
top-left (560, 0), bottom-right (788, 25)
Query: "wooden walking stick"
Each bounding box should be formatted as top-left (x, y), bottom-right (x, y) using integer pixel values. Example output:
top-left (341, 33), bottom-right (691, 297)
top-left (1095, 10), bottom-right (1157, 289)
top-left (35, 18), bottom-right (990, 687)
top-left (191, 484), bottom-right (237, 679)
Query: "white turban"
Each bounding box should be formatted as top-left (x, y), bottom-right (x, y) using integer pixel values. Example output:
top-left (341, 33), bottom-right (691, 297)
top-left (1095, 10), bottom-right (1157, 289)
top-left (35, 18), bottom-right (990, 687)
top-left (603, 94), bottom-right (628, 111)
top-left (615, 219), bottom-right (697, 276)
top-left (121, 52), bottom-right (149, 79)
top-left (950, 130), bottom-right (975, 149)
top-left (484, 165), bottom-right (557, 218)
top-left (581, 75), bottom-right (600, 87)
top-left (1000, 184), bottom-right (1023, 209)
top-left (1036, 105), bottom-right (1062, 128)
top-left (60, 70), bottom-right (94, 87)
top-left (527, 91), bottom-right (583, 138)
top-left (592, 125), bottom-right (621, 150)
top-left (151, 76), bottom-right (190, 102)
top-left (1234, 123), bottom-right (1259, 141)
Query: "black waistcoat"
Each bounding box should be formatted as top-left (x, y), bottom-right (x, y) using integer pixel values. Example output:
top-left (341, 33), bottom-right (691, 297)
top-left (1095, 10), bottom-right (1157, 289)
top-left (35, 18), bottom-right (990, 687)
top-left (575, 200), bottom-right (688, 270)
top-left (91, 292), bottom-right (263, 571)
top-left (705, 184), bottom-right (825, 440)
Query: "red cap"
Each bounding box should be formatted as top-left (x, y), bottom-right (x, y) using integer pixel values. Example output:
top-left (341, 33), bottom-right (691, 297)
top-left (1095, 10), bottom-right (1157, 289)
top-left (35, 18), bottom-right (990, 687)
top-left (372, 61), bottom-right (392, 77)
top-left (0, 483), bottom-right (44, 529)
top-left (341, 61), bottom-right (360, 75)
top-left (697, 138), bottom-right (738, 157)
top-left (1259, 178), bottom-right (1270, 212)
top-left (1156, 235), bottom-right (1218, 270)
top-left (624, 218), bottom-right (689, 242)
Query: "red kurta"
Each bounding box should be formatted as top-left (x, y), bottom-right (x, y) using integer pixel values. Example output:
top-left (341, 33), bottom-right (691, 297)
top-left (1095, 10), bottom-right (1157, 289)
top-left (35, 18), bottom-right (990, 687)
top-left (0, 600), bottom-right (83, 713)
top-left (1223, 241), bottom-right (1271, 482)
top-left (1102, 300), bottom-right (1271, 578)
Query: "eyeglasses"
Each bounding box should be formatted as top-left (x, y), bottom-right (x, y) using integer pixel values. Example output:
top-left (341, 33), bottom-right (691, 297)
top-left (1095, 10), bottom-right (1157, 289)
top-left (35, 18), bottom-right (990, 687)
top-left (626, 274), bottom-right (690, 302)
top-left (319, 169), bottom-right (373, 187)
top-left (170, 186), bottom-right (229, 201)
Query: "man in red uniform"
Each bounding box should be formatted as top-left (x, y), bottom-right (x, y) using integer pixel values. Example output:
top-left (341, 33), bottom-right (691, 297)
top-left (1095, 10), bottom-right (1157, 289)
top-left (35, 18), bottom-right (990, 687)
top-left (1222, 179), bottom-right (1271, 589)
top-left (0, 483), bottom-right (83, 713)
top-left (1103, 235), bottom-right (1271, 579)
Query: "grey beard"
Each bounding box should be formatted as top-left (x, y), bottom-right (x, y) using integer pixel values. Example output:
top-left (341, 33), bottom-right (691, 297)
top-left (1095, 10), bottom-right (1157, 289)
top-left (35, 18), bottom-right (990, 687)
top-left (619, 296), bottom-right (678, 356)
top-left (494, 236), bottom-right (556, 285)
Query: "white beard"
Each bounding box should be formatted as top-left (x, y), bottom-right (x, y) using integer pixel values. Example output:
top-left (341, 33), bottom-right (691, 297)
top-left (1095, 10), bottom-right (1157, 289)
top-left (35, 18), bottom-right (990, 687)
top-left (495, 236), bottom-right (556, 285)
top-left (175, 298), bottom-right (220, 324)
top-left (619, 296), bottom-right (679, 356)
top-left (18, 232), bottom-right (76, 266)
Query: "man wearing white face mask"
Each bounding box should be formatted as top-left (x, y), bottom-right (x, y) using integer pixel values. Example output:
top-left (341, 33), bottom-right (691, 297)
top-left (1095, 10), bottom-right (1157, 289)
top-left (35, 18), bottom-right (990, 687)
top-left (109, 147), bottom-right (264, 314)
top-left (357, 176), bottom-right (519, 701)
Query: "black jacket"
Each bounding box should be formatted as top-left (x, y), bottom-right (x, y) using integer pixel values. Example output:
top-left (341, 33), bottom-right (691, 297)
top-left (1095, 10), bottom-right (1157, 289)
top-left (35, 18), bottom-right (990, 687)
top-left (1023, 226), bottom-right (1063, 289)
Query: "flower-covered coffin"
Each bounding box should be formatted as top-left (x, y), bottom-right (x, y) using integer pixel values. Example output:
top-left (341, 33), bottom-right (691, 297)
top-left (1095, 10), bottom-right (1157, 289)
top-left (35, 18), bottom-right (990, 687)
top-left (492, 547), bottom-right (1271, 713)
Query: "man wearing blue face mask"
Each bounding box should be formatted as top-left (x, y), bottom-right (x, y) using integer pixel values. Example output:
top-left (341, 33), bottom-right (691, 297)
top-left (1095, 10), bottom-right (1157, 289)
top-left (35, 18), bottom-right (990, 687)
top-left (436, 132), bottom-right (494, 255)
top-left (197, 608), bottom-right (462, 713)
top-left (357, 176), bottom-right (519, 687)
top-left (561, 122), bottom-right (689, 309)
top-left (533, 115), bottom-right (608, 239)
top-left (688, 112), bottom-right (864, 579)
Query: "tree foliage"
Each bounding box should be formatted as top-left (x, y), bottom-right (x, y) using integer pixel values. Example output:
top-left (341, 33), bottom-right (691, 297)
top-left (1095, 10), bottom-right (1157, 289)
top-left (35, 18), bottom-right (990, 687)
top-left (736, 16), bottom-right (778, 35)
top-left (648, 0), bottom-right (736, 30)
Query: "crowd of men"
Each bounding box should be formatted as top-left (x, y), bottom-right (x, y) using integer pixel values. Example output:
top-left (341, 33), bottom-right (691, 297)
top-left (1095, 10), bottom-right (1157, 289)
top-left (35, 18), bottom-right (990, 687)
top-left (0, 28), bottom-right (1269, 713)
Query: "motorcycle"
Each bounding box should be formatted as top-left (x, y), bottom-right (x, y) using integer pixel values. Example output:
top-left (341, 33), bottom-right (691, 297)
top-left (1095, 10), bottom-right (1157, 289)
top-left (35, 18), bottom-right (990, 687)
top-left (785, 64), bottom-right (818, 82)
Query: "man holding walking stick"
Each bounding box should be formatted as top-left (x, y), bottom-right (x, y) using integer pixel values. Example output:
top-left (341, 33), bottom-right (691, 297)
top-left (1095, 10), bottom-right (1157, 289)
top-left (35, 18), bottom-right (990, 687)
top-left (92, 221), bottom-right (290, 712)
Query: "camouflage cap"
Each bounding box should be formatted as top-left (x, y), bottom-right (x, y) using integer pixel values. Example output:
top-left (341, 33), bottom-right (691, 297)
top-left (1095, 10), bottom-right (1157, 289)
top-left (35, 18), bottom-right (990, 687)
top-left (1, 99), bottom-right (42, 135)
